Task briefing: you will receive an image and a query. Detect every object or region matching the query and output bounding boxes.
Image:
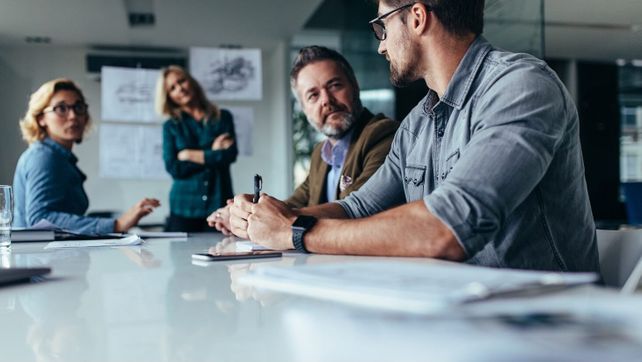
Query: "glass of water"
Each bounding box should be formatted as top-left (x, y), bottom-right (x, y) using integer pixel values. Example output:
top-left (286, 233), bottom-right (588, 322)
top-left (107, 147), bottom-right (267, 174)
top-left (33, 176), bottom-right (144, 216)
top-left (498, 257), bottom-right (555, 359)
top-left (0, 185), bottom-right (13, 249)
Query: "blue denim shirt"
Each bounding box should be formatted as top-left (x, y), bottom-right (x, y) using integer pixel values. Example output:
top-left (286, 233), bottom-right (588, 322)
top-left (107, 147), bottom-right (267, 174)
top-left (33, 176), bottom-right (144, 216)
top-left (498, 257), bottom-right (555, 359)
top-left (12, 138), bottom-right (115, 234)
top-left (338, 37), bottom-right (599, 272)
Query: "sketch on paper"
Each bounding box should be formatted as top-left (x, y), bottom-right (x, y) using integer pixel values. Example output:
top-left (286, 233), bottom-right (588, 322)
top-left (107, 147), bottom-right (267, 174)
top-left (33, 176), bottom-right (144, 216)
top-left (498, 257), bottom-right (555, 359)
top-left (225, 106), bottom-right (254, 156)
top-left (190, 47), bottom-right (262, 101)
top-left (101, 66), bottom-right (162, 122)
top-left (99, 123), bottom-right (169, 180)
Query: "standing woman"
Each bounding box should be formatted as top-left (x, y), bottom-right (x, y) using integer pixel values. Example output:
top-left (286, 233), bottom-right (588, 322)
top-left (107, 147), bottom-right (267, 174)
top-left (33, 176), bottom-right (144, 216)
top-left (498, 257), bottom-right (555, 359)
top-left (157, 65), bottom-right (238, 232)
top-left (13, 78), bottom-right (160, 234)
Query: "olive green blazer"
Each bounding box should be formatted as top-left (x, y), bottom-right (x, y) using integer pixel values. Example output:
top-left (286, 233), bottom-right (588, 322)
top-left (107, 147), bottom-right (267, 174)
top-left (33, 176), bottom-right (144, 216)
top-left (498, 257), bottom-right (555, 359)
top-left (286, 109), bottom-right (399, 208)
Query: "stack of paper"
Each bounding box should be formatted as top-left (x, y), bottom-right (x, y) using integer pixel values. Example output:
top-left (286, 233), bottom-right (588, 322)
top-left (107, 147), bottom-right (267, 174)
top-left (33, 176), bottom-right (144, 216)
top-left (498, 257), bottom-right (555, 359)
top-left (44, 235), bottom-right (144, 249)
top-left (239, 261), bottom-right (598, 314)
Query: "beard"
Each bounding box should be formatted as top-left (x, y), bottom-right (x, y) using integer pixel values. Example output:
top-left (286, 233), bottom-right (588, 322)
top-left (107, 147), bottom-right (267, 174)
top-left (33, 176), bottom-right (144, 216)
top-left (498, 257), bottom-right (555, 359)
top-left (317, 111), bottom-right (355, 140)
top-left (389, 31), bottom-right (420, 87)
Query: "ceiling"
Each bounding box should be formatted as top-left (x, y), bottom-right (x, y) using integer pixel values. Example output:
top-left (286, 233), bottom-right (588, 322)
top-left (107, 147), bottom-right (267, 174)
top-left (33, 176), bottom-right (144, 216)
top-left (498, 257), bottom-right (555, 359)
top-left (544, 0), bottom-right (642, 61)
top-left (0, 0), bottom-right (639, 62)
top-left (0, 0), bottom-right (324, 49)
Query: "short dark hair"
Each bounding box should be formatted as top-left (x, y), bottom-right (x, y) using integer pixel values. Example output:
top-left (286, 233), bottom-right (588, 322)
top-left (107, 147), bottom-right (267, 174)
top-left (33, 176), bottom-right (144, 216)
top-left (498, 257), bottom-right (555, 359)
top-left (379, 0), bottom-right (485, 36)
top-left (290, 46), bottom-right (359, 91)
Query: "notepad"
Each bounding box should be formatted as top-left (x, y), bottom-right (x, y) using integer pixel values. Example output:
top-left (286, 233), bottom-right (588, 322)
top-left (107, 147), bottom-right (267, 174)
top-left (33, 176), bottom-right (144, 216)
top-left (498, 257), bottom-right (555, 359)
top-left (239, 260), bottom-right (598, 314)
top-left (44, 235), bottom-right (144, 249)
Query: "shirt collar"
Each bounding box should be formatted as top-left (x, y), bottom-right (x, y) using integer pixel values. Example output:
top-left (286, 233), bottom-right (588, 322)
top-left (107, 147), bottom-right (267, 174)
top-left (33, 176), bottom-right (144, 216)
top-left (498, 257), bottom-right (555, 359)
top-left (438, 35), bottom-right (493, 110)
top-left (42, 137), bottom-right (78, 164)
top-left (320, 128), bottom-right (353, 168)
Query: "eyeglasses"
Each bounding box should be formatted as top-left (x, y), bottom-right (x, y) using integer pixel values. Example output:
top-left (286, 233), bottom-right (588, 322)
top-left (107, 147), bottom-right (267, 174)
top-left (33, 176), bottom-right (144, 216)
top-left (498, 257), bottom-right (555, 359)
top-left (368, 3), bottom-right (419, 41)
top-left (43, 102), bottom-right (88, 117)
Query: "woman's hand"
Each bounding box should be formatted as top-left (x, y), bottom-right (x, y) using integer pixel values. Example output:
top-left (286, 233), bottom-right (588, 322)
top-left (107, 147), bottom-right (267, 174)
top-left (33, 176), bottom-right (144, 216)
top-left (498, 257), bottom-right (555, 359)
top-left (207, 199), bottom-right (233, 235)
top-left (177, 149), bottom-right (205, 164)
top-left (212, 133), bottom-right (234, 150)
top-left (114, 198), bottom-right (161, 232)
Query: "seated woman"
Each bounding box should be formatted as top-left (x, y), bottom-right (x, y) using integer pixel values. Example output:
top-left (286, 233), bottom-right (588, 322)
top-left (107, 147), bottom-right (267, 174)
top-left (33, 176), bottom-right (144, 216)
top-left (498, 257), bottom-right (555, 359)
top-left (157, 65), bottom-right (238, 232)
top-left (13, 78), bottom-right (160, 234)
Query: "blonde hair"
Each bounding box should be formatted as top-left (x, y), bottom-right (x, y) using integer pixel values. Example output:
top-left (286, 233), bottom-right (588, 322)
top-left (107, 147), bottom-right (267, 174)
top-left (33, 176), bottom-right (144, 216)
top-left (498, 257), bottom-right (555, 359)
top-left (155, 65), bottom-right (220, 121)
top-left (19, 78), bottom-right (92, 144)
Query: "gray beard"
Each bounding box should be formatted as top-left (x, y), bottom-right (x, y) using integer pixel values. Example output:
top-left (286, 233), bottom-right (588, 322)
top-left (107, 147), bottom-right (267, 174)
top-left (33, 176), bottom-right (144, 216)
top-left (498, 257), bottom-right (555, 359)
top-left (320, 112), bottom-right (355, 140)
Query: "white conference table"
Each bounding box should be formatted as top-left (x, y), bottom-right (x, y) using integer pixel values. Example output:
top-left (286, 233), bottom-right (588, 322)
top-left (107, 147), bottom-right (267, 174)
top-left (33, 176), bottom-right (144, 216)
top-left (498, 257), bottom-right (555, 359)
top-left (1, 233), bottom-right (642, 362)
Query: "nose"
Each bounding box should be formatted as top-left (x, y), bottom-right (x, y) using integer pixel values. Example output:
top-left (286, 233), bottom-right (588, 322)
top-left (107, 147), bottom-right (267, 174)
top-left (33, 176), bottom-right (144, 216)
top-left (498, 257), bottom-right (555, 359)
top-left (377, 40), bottom-right (386, 55)
top-left (319, 89), bottom-right (335, 108)
top-left (66, 108), bottom-right (79, 119)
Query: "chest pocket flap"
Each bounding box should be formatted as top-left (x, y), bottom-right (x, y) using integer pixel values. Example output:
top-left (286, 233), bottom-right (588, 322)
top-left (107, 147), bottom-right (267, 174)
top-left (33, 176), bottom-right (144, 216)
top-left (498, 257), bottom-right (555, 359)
top-left (404, 164), bottom-right (426, 201)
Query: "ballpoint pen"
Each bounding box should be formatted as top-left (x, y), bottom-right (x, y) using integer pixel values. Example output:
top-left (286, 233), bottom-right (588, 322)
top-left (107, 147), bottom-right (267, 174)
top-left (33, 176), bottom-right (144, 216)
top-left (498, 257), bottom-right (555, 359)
top-left (253, 174), bottom-right (262, 203)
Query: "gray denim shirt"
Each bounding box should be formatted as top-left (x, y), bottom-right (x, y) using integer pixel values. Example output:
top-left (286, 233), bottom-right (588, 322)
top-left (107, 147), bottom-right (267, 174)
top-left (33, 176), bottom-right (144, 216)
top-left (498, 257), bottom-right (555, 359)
top-left (337, 36), bottom-right (600, 272)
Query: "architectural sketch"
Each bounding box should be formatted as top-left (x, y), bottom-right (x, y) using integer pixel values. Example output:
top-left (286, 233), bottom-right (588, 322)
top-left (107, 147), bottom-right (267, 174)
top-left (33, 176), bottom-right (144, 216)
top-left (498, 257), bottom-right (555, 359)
top-left (101, 66), bottom-right (161, 122)
top-left (190, 47), bottom-right (262, 101)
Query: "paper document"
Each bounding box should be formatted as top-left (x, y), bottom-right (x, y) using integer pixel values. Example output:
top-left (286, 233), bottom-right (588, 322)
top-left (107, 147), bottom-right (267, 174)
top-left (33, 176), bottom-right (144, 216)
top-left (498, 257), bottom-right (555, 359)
top-left (240, 261), bottom-right (598, 314)
top-left (44, 235), bottom-right (144, 249)
top-left (235, 240), bottom-right (271, 252)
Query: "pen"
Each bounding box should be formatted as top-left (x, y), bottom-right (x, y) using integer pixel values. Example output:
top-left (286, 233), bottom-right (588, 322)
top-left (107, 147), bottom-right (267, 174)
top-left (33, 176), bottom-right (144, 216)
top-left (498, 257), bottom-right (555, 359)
top-left (253, 174), bottom-right (262, 203)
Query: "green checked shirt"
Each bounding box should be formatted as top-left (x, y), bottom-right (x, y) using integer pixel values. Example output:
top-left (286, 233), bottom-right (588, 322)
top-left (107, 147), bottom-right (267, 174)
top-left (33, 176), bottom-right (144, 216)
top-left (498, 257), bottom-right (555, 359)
top-left (163, 109), bottom-right (238, 218)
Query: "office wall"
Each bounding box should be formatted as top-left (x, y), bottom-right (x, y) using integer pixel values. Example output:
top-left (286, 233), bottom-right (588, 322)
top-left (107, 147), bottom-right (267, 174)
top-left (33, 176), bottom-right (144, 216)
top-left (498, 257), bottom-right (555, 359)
top-left (0, 43), bottom-right (293, 224)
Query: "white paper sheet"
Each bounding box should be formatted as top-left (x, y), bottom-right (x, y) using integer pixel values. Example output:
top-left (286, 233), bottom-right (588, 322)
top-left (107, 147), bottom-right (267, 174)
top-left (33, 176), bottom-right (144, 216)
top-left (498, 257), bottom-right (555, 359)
top-left (99, 123), bottom-right (168, 180)
top-left (240, 260), bottom-right (599, 314)
top-left (189, 47), bottom-right (262, 100)
top-left (44, 235), bottom-right (143, 249)
top-left (225, 106), bottom-right (254, 156)
top-left (101, 66), bottom-right (162, 122)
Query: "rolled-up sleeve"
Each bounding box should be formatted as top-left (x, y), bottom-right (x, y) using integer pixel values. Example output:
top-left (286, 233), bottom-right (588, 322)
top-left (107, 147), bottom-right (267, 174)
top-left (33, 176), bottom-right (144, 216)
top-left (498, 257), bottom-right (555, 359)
top-left (336, 127), bottom-right (407, 218)
top-left (425, 64), bottom-right (568, 256)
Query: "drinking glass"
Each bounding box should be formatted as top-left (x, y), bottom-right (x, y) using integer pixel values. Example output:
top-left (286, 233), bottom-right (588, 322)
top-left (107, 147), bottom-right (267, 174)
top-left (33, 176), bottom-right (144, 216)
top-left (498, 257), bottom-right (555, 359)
top-left (0, 185), bottom-right (13, 249)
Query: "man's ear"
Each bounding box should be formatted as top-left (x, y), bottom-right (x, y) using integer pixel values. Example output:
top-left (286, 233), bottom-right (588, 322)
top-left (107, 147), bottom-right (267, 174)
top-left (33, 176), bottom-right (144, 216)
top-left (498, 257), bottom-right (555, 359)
top-left (410, 3), bottom-right (430, 35)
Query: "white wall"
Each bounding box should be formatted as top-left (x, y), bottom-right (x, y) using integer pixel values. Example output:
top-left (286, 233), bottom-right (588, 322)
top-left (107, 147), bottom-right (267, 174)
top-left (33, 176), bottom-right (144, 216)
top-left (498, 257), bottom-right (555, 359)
top-left (0, 43), bottom-right (292, 224)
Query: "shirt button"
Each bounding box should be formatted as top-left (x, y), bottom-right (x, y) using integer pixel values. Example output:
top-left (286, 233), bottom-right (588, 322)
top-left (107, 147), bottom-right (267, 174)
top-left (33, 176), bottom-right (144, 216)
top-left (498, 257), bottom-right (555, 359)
top-left (437, 129), bottom-right (444, 138)
top-left (202, 195), bottom-right (208, 201)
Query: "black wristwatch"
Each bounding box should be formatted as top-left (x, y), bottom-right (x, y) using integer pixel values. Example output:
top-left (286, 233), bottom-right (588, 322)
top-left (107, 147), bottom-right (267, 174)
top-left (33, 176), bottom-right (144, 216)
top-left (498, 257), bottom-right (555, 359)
top-left (291, 215), bottom-right (317, 253)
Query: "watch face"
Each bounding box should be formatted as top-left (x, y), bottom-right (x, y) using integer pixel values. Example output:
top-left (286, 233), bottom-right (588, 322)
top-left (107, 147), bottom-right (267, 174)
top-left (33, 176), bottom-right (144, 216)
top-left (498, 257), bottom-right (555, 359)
top-left (293, 215), bottom-right (317, 230)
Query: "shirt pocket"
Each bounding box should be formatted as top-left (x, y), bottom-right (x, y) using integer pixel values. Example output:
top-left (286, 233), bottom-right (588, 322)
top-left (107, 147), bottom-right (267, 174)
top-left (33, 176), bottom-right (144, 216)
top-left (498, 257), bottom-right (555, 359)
top-left (403, 164), bottom-right (427, 201)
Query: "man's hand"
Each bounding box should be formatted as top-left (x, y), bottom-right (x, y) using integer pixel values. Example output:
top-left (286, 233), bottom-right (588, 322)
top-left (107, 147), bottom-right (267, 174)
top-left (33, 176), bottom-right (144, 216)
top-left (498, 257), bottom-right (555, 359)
top-left (207, 199), bottom-right (233, 235)
top-left (229, 194), bottom-right (254, 238)
top-left (115, 198), bottom-right (161, 232)
top-left (246, 194), bottom-right (298, 250)
top-left (212, 133), bottom-right (234, 150)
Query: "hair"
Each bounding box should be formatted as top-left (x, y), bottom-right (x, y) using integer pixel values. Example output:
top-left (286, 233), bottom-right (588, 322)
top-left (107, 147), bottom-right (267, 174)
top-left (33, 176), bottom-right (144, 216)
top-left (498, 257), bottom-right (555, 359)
top-left (378, 0), bottom-right (485, 36)
top-left (155, 65), bottom-right (220, 121)
top-left (289, 46), bottom-right (360, 94)
top-left (19, 78), bottom-right (91, 145)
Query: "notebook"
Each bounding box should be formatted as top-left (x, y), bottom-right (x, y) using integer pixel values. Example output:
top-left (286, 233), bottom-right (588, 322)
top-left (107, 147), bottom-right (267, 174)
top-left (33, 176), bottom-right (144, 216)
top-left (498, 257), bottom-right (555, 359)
top-left (0, 267), bottom-right (51, 285)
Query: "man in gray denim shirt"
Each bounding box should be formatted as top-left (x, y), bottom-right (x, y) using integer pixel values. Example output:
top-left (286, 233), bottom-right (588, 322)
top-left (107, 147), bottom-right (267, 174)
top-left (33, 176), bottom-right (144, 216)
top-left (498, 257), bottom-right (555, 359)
top-left (229, 0), bottom-right (600, 272)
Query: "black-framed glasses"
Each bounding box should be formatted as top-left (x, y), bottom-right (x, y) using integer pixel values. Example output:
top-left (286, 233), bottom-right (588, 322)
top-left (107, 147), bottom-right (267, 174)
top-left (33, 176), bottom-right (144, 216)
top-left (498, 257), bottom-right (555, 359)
top-left (368, 3), bottom-right (417, 41)
top-left (43, 102), bottom-right (88, 117)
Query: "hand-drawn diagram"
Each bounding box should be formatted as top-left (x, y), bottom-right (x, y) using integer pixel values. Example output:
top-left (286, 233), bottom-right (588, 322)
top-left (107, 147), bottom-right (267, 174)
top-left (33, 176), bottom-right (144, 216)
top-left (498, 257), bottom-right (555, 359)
top-left (99, 123), bottom-right (169, 180)
top-left (190, 48), bottom-right (262, 101)
top-left (115, 81), bottom-right (154, 105)
top-left (225, 106), bottom-right (254, 156)
top-left (101, 66), bottom-right (161, 122)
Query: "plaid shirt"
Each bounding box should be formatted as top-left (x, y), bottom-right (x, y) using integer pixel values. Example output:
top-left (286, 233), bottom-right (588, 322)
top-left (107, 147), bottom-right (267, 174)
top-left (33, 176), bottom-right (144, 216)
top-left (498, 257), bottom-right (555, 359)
top-left (163, 109), bottom-right (237, 218)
